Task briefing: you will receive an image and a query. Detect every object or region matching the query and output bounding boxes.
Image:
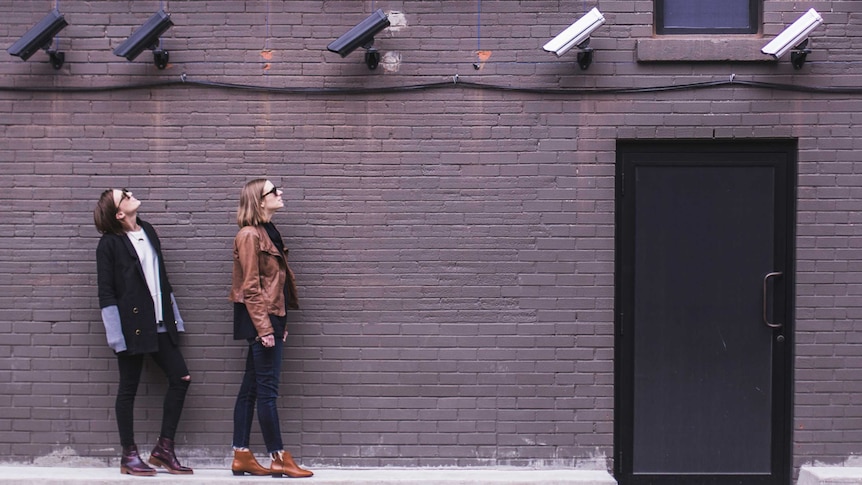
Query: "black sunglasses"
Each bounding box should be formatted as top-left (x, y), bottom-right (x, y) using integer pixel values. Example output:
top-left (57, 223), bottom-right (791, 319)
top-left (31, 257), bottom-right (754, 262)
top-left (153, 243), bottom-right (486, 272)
top-left (117, 188), bottom-right (131, 210)
top-left (262, 185), bottom-right (279, 198)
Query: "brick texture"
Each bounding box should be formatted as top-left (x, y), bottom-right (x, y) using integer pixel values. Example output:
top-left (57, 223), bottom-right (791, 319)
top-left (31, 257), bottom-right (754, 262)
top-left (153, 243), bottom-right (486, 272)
top-left (1, 0), bottom-right (861, 475)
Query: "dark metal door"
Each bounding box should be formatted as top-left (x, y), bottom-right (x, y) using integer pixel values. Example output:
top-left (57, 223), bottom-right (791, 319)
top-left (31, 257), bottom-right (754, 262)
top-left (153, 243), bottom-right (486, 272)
top-left (615, 141), bottom-right (794, 485)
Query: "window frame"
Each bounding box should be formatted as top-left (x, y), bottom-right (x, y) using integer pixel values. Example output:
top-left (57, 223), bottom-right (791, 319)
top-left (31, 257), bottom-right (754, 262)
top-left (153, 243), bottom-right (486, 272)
top-left (655, 0), bottom-right (760, 35)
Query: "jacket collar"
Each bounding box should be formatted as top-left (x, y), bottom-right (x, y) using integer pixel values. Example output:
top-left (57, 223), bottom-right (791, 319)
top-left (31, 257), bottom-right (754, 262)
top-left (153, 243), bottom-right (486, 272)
top-left (245, 224), bottom-right (283, 258)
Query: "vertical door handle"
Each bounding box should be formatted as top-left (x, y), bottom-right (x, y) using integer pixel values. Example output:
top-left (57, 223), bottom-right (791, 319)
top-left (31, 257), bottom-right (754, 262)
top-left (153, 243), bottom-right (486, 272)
top-left (762, 271), bottom-right (783, 329)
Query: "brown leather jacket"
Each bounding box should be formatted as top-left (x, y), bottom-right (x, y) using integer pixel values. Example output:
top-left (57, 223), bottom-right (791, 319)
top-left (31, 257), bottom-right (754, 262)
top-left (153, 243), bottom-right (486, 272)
top-left (229, 225), bottom-right (298, 337)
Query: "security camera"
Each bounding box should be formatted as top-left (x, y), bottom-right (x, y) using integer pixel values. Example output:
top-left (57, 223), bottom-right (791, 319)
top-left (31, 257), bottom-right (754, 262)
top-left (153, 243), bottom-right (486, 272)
top-left (113, 10), bottom-right (173, 69)
top-left (543, 7), bottom-right (605, 57)
top-left (327, 9), bottom-right (391, 69)
top-left (7, 9), bottom-right (68, 69)
top-left (761, 8), bottom-right (823, 59)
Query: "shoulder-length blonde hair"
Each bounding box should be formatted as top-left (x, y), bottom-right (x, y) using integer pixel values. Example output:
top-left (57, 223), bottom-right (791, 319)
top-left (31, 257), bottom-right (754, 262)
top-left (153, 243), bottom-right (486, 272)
top-left (236, 178), bottom-right (269, 227)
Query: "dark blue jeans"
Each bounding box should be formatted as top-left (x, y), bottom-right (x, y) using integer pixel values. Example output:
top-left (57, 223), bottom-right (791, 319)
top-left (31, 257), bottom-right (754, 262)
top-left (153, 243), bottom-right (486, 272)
top-left (232, 335), bottom-right (284, 453)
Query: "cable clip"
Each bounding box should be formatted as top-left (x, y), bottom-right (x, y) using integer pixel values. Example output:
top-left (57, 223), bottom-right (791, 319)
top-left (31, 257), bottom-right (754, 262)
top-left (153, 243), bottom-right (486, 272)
top-left (452, 74), bottom-right (459, 84)
top-left (729, 73), bottom-right (735, 83)
top-left (180, 72), bottom-right (187, 83)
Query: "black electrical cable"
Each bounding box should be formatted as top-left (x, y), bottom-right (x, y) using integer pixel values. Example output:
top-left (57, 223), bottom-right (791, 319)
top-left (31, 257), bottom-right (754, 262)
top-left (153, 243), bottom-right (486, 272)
top-left (1, 75), bottom-right (862, 95)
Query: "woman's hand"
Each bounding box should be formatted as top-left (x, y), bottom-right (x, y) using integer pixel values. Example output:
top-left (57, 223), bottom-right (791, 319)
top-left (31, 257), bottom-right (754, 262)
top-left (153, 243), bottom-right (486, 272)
top-left (257, 329), bottom-right (286, 347)
top-left (258, 334), bottom-right (275, 347)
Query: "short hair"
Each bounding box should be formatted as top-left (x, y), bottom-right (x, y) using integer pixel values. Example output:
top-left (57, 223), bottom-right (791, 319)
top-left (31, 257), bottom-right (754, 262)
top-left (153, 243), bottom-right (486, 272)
top-left (236, 178), bottom-right (269, 227)
top-left (94, 189), bottom-right (124, 235)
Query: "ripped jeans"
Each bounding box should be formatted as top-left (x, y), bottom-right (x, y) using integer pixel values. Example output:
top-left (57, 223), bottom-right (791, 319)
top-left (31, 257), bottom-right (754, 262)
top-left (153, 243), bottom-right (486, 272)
top-left (115, 333), bottom-right (190, 447)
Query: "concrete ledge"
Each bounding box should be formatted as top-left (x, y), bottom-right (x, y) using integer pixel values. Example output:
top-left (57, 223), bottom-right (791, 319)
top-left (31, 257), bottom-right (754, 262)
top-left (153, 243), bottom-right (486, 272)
top-left (636, 37), bottom-right (773, 62)
top-left (798, 466), bottom-right (862, 485)
top-left (0, 466), bottom-right (617, 484)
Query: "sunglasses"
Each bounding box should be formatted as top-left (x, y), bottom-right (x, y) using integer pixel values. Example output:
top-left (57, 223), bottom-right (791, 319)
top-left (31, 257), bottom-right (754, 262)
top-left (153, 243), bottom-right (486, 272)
top-left (262, 185), bottom-right (279, 198)
top-left (116, 188), bottom-right (131, 211)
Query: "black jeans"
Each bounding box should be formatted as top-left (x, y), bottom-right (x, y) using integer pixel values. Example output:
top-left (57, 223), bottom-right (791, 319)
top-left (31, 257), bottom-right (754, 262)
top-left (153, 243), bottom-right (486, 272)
top-left (115, 333), bottom-right (190, 447)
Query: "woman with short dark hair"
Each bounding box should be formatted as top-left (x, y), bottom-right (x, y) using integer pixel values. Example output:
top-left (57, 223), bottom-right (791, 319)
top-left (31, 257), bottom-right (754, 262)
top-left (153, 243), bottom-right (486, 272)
top-left (94, 188), bottom-right (193, 476)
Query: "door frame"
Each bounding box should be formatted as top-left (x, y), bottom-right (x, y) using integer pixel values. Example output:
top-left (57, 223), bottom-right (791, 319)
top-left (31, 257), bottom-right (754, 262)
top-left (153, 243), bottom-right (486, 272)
top-left (613, 139), bottom-right (796, 485)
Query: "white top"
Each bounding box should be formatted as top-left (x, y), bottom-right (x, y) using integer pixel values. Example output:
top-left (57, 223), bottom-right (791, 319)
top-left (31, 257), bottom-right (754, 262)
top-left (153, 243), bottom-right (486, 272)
top-left (127, 227), bottom-right (164, 323)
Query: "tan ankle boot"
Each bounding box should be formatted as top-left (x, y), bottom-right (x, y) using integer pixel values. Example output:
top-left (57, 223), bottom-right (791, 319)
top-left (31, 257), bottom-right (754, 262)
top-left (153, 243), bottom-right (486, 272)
top-left (271, 450), bottom-right (313, 478)
top-left (231, 449), bottom-right (271, 476)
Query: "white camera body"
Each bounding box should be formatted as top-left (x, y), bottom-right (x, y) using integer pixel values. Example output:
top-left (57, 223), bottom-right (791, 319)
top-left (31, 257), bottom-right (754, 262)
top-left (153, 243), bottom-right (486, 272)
top-left (543, 7), bottom-right (605, 57)
top-left (761, 8), bottom-right (823, 59)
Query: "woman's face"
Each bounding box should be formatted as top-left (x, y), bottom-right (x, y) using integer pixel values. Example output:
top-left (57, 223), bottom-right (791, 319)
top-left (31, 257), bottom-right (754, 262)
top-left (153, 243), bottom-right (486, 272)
top-left (261, 180), bottom-right (284, 213)
top-left (113, 188), bottom-right (141, 216)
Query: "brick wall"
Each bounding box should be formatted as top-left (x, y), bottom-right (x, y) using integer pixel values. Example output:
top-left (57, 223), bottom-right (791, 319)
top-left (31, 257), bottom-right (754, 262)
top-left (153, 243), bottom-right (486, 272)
top-left (1, 0), bottom-right (861, 473)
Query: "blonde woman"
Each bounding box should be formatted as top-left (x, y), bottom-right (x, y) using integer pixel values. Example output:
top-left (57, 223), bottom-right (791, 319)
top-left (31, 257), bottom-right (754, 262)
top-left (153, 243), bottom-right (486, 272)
top-left (228, 179), bottom-right (312, 478)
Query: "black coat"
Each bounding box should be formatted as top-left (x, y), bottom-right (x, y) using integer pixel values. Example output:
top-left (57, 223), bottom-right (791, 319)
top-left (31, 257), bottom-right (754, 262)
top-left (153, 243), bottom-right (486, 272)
top-left (96, 219), bottom-right (179, 354)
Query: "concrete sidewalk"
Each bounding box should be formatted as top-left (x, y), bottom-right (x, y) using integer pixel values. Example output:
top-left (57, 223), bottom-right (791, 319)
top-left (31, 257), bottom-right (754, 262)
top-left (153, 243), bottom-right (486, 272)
top-left (0, 466), bottom-right (617, 484)
top-left (798, 466), bottom-right (862, 485)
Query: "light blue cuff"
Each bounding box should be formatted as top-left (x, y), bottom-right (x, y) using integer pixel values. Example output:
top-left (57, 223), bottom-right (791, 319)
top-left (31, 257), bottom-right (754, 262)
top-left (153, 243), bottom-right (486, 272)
top-left (171, 293), bottom-right (185, 333)
top-left (100, 305), bottom-right (127, 353)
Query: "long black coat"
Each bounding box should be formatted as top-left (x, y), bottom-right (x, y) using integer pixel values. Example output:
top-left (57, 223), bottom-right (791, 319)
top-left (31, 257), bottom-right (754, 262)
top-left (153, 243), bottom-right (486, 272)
top-left (96, 219), bottom-right (180, 355)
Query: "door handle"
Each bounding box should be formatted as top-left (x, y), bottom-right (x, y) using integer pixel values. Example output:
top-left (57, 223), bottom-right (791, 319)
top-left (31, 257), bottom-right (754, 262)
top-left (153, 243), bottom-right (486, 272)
top-left (762, 271), bottom-right (783, 329)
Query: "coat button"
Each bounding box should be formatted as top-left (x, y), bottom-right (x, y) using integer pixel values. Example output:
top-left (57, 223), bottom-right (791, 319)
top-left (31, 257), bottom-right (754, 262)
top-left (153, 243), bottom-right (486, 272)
top-left (132, 307), bottom-right (139, 314)
top-left (135, 329), bottom-right (141, 335)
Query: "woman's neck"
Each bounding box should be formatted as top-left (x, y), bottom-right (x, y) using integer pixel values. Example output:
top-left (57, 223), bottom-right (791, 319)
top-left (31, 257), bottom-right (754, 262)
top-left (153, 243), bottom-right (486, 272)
top-left (121, 214), bottom-right (140, 233)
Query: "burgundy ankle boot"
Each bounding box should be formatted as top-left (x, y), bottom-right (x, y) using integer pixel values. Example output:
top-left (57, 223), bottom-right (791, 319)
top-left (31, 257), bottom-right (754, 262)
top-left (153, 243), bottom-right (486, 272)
top-left (148, 436), bottom-right (193, 474)
top-left (120, 444), bottom-right (156, 476)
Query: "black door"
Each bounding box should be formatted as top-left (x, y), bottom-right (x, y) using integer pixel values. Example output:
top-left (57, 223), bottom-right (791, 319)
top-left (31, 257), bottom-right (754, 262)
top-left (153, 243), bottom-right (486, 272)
top-left (614, 141), bottom-right (795, 485)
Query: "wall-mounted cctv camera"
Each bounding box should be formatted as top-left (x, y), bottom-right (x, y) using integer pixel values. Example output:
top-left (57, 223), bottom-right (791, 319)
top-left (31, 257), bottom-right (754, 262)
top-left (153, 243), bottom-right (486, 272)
top-left (113, 10), bottom-right (173, 69)
top-left (7, 9), bottom-right (69, 69)
top-left (327, 9), bottom-right (391, 70)
top-left (543, 7), bottom-right (605, 58)
top-left (761, 8), bottom-right (823, 66)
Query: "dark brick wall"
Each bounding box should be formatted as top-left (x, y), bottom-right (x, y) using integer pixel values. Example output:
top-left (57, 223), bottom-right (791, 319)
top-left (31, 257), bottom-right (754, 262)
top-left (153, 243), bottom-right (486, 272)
top-left (1, 0), bottom-right (861, 473)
